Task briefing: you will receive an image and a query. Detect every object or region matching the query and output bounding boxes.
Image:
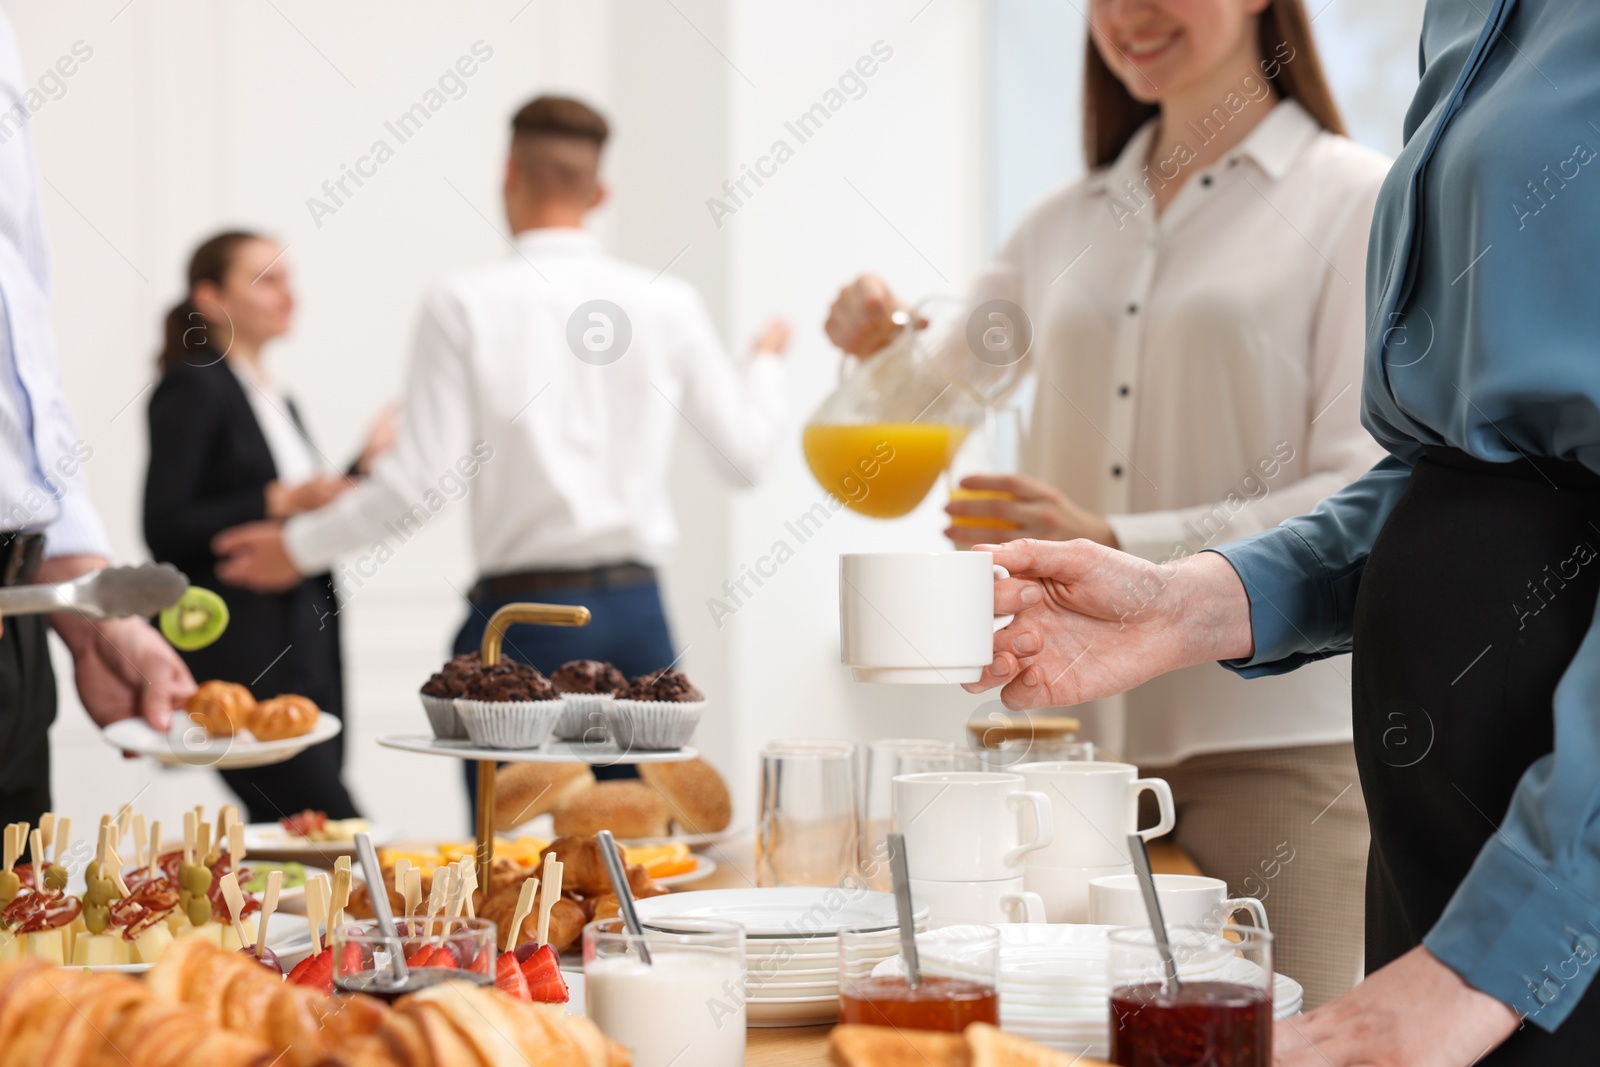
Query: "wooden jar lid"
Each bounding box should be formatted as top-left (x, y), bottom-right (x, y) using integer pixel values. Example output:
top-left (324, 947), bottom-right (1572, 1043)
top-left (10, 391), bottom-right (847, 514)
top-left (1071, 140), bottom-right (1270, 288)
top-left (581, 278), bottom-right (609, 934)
top-left (966, 712), bottom-right (1081, 749)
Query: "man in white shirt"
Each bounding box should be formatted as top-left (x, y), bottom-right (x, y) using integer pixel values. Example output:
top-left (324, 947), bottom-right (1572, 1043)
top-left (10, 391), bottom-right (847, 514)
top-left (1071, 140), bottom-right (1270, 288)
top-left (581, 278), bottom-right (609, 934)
top-left (212, 95), bottom-right (789, 708)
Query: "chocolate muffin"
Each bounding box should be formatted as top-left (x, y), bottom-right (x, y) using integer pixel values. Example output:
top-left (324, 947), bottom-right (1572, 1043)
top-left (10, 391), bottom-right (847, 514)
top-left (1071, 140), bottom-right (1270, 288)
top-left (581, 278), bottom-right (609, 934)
top-left (461, 660), bottom-right (558, 702)
top-left (622, 668), bottom-right (704, 703)
top-left (421, 652), bottom-right (481, 698)
top-left (551, 659), bottom-right (628, 696)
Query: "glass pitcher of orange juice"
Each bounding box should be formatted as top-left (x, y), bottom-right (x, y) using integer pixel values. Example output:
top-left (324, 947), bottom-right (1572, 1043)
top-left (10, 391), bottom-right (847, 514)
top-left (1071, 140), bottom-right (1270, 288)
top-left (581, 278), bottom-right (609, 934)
top-left (804, 304), bottom-right (1020, 518)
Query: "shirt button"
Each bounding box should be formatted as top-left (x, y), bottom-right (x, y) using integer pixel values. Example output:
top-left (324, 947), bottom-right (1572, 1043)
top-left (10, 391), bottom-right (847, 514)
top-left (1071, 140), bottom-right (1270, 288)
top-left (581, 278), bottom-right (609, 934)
top-left (1201, 175), bottom-right (1214, 187)
top-left (1126, 303), bottom-right (1139, 316)
top-left (1118, 384), bottom-right (1131, 397)
top-left (1111, 465), bottom-right (1124, 478)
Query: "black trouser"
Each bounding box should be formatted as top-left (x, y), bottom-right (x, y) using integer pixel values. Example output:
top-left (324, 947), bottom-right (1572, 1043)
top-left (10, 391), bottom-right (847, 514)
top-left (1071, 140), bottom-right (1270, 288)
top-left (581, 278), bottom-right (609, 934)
top-left (0, 613), bottom-right (56, 828)
top-left (1352, 447), bottom-right (1600, 1062)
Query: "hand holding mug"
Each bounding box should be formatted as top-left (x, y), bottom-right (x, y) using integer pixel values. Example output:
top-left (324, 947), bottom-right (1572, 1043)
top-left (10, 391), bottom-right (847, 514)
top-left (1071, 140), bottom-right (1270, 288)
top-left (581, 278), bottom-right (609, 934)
top-left (963, 540), bottom-right (1256, 708)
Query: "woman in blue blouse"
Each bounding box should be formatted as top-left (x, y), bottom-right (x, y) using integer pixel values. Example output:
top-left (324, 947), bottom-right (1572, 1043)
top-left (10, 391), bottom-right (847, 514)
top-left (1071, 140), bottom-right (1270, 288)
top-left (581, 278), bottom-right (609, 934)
top-left (970, 1), bottom-right (1599, 1063)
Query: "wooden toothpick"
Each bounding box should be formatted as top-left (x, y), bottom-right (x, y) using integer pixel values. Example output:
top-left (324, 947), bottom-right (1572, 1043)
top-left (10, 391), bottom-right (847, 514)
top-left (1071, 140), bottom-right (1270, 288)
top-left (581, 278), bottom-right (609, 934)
top-left (256, 869), bottom-right (283, 955)
top-left (536, 853), bottom-right (564, 947)
top-left (504, 876), bottom-right (539, 953)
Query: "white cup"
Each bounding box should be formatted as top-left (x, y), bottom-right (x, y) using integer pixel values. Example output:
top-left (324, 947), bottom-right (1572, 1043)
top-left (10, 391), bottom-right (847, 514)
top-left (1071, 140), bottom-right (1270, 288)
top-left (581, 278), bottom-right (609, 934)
top-left (908, 877), bottom-right (1045, 926)
top-left (1017, 761), bottom-right (1175, 867)
top-left (1022, 863), bottom-right (1131, 924)
top-left (892, 771), bottom-right (1053, 881)
top-left (1087, 873), bottom-right (1270, 932)
top-left (840, 552), bottom-right (1014, 683)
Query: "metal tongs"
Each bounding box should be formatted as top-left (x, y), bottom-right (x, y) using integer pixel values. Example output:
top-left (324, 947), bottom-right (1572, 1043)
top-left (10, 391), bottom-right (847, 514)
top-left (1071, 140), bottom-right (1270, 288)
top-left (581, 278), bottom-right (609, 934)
top-left (0, 563), bottom-right (188, 620)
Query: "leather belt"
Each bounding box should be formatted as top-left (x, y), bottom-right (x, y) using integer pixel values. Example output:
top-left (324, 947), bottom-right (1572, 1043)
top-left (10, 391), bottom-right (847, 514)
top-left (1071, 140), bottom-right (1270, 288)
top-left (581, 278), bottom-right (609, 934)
top-left (0, 532), bottom-right (44, 587)
top-left (469, 562), bottom-right (656, 601)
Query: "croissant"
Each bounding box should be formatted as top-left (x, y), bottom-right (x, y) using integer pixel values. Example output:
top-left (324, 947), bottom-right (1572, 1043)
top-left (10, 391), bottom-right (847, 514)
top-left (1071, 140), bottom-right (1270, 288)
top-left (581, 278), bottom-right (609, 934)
top-left (184, 680), bottom-right (256, 736)
top-left (249, 694), bottom-right (320, 741)
top-left (478, 880), bottom-right (587, 954)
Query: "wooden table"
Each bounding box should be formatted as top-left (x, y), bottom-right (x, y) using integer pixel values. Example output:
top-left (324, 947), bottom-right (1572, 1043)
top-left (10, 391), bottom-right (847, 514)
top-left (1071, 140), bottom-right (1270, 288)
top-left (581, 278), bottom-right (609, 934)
top-left (689, 839), bottom-right (1202, 1067)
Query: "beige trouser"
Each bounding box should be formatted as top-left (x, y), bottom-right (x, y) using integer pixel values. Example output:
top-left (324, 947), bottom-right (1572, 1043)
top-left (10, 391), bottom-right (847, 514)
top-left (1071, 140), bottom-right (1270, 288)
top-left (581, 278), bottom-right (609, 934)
top-left (1136, 742), bottom-right (1368, 1011)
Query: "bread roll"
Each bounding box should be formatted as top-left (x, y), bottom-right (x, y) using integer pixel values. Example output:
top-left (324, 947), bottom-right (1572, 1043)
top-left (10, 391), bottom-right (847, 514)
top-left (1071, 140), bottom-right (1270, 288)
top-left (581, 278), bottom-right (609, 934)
top-left (639, 758), bottom-right (732, 834)
top-left (830, 1024), bottom-right (970, 1067)
top-left (249, 695), bottom-right (320, 741)
top-left (494, 763), bottom-right (597, 831)
top-left (185, 681), bottom-right (255, 736)
top-left (551, 780), bottom-right (670, 839)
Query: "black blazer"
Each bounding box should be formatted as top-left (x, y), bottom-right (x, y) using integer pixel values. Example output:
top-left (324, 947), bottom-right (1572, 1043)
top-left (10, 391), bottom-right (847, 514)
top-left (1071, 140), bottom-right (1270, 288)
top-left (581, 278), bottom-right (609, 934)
top-left (143, 358), bottom-right (344, 712)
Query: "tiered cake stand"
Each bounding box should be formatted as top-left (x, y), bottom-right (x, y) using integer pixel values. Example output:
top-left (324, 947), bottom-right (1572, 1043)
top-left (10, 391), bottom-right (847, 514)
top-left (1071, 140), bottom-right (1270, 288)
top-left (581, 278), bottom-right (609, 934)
top-left (377, 602), bottom-right (698, 890)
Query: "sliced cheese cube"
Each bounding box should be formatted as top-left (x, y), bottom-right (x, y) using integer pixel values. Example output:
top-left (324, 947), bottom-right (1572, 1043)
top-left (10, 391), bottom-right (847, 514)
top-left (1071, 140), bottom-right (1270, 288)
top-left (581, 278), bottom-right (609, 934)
top-left (64, 915), bottom-right (87, 962)
top-left (173, 922), bottom-right (223, 947)
top-left (24, 928), bottom-right (65, 965)
top-left (129, 923), bottom-right (175, 964)
top-left (218, 915), bottom-right (258, 953)
top-left (70, 934), bottom-right (131, 967)
top-left (0, 930), bottom-right (17, 962)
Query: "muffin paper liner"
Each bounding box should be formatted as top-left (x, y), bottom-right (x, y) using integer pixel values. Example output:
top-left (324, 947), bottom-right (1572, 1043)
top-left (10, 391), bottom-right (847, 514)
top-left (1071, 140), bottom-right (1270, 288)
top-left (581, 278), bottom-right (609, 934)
top-left (555, 693), bottom-right (614, 742)
top-left (604, 699), bottom-right (706, 751)
top-left (419, 693), bottom-right (468, 740)
top-left (455, 698), bottom-right (563, 750)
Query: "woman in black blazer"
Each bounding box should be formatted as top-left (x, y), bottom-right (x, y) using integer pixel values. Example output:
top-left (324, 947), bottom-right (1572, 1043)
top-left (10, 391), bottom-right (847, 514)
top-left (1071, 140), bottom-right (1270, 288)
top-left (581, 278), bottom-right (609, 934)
top-left (144, 231), bottom-right (390, 822)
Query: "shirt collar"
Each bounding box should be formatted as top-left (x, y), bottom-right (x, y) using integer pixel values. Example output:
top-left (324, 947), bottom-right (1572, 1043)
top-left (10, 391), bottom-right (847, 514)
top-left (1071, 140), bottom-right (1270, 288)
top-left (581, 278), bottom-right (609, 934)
top-left (1087, 97), bottom-right (1320, 194)
top-left (511, 226), bottom-right (601, 253)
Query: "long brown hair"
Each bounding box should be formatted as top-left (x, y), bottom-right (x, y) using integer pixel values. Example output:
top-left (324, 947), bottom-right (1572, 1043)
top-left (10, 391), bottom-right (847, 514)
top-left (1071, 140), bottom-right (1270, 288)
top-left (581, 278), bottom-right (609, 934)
top-left (157, 230), bottom-right (262, 374)
top-left (1082, 0), bottom-right (1344, 169)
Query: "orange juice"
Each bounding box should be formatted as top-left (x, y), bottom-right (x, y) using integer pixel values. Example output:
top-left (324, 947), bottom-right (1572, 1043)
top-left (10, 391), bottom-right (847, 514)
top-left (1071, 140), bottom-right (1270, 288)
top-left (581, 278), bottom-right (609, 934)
top-left (948, 488), bottom-right (1020, 529)
top-left (803, 423), bottom-right (968, 518)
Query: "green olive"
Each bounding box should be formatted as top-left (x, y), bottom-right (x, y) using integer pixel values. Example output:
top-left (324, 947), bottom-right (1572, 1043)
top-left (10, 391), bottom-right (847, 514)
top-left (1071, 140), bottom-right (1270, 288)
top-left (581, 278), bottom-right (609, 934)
top-left (83, 860), bottom-right (100, 884)
top-left (85, 877), bottom-right (115, 907)
top-left (43, 864), bottom-right (68, 892)
top-left (84, 904), bottom-right (109, 935)
top-left (186, 896), bottom-right (212, 928)
top-left (184, 865), bottom-right (212, 895)
top-left (0, 870), bottom-right (18, 904)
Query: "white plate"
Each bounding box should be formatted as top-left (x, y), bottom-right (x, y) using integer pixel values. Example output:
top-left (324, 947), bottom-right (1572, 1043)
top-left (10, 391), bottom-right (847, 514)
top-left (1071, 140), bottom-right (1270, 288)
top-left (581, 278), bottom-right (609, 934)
top-left (634, 888), bottom-right (925, 938)
top-left (243, 823), bottom-right (403, 858)
top-left (104, 713), bottom-right (343, 769)
top-left (747, 978), bottom-right (839, 998)
top-left (745, 963), bottom-right (837, 979)
top-left (746, 994), bottom-right (840, 1028)
top-left (65, 915), bottom-right (313, 974)
top-left (617, 826), bottom-right (746, 850)
top-left (655, 856), bottom-right (719, 888)
top-left (377, 734), bottom-right (699, 766)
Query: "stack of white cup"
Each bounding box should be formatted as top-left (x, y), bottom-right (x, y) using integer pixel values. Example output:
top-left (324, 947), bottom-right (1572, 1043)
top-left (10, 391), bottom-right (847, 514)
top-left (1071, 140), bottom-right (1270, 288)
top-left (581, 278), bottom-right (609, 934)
top-left (1016, 761), bottom-right (1176, 923)
top-left (892, 771), bottom-right (1052, 926)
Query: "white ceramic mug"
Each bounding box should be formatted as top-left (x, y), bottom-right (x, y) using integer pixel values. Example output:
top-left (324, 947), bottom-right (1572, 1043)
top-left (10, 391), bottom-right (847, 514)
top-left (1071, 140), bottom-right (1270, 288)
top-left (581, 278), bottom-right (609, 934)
top-left (909, 877), bottom-right (1046, 926)
top-left (1087, 873), bottom-right (1270, 931)
top-left (1017, 761), bottom-right (1175, 868)
top-left (839, 552), bottom-right (1014, 683)
top-left (1022, 863), bottom-right (1131, 923)
top-left (892, 771), bottom-right (1053, 881)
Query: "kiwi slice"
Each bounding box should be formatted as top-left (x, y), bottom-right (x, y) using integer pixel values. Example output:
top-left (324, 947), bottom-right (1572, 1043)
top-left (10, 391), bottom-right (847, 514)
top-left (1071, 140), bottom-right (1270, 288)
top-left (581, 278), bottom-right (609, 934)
top-left (160, 586), bottom-right (230, 651)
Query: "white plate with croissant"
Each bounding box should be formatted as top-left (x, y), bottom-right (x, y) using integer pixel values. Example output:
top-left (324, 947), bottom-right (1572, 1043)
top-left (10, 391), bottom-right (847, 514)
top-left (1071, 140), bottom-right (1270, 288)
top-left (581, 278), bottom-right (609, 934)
top-left (103, 710), bottom-right (342, 769)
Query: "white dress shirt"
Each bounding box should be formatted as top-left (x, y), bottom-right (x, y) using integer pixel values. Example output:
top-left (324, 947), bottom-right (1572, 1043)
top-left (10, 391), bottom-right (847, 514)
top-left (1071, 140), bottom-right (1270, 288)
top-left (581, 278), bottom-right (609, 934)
top-left (0, 9), bottom-right (109, 557)
top-left (972, 100), bottom-right (1390, 763)
top-left (285, 228), bottom-right (784, 575)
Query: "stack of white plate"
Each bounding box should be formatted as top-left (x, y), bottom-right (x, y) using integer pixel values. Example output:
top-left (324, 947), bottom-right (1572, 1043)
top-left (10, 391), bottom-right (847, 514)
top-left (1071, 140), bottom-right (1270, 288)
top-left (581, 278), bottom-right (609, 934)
top-left (894, 925), bottom-right (1302, 1058)
top-left (633, 887), bottom-right (928, 1027)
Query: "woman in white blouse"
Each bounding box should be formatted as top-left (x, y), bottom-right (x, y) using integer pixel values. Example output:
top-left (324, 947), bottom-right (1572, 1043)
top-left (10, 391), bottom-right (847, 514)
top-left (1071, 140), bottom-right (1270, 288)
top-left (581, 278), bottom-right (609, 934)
top-left (827, 0), bottom-right (1387, 1007)
top-left (143, 231), bottom-right (393, 821)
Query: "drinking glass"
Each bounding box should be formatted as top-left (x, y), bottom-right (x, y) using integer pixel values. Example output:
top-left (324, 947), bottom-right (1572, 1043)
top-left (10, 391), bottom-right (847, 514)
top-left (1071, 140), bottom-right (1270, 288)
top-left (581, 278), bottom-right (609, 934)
top-left (894, 743), bottom-right (981, 776)
top-left (584, 918), bottom-right (746, 1067)
top-left (861, 739), bottom-right (955, 890)
top-left (331, 917), bottom-right (495, 1001)
top-left (1107, 924), bottom-right (1275, 1067)
top-left (838, 923), bottom-right (1000, 1033)
top-left (758, 740), bottom-right (861, 887)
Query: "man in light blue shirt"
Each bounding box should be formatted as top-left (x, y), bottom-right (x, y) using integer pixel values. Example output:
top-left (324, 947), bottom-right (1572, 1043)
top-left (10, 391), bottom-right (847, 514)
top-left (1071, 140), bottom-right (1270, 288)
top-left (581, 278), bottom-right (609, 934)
top-left (969, 1), bottom-right (1600, 1063)
top-left (0, 9), bottom-right (193, 827)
